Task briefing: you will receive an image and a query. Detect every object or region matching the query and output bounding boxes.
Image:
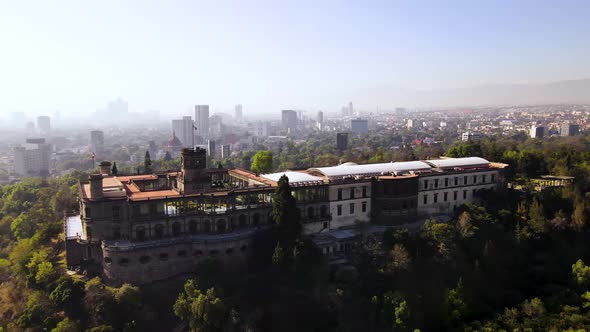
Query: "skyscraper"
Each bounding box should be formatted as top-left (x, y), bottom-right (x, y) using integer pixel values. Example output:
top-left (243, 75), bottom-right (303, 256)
top-left (90, 130), bottom-right (105, 157)
top-left (351, 119), bottom-right (369, 133)
top-left (337, 133), bottom-right (348, 151)
top-left (317, 111), bottom-right (324, 131)
top-left (13, 138), bottom-right (51, 177)
top-left (235, 104), bottom-right (243, 123)
top-left (195, 105), bottom-right (210, 137)
top-left (207, 140), bottom-right (216, 158)
top-left (37, 116), bottom-right (51, 134)
top-left (561, 122), bottom-right (579, 137)
top-left (281, 110), bottom-right (298, 133)
top-left (221, 144), bottom-right (231, 160)
top-left (530, 124), bottom-right (545, 138)
top-left (171, 116), bottom-right (195, 147)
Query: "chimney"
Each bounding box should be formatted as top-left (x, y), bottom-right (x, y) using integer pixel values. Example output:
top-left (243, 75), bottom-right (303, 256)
top-left (99, 161), bottom-right (112, 176)
top-left (89, 174), bottom-right (104, 199)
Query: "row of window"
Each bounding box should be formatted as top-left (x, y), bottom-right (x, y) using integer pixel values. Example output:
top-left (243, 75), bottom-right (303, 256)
top-left (337, 186), bottom-right (368, 201)
top-left (134, 214), bottom-right (264, 240)
top-left (422, 174), bottom-right (496, 190)
top-left (423, 188), bottom-right (484, 204)
top-left (104, 245), bottom-right (249, 266)
top-left (336, 201), bottom-right (367, 216)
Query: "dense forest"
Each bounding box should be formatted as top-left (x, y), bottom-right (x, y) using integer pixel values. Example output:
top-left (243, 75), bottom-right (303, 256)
top-left (1, 134), bottom-right (590, 331)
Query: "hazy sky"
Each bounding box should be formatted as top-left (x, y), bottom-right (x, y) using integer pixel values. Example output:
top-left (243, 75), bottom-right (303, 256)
top-left (1, 0), bottom-right (589, 116)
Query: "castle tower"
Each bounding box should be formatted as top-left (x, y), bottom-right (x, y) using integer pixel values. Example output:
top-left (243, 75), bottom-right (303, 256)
top-left (89, 174), bottom-right (104, 199)
top-left (177, 147), bottom-right (210, 194)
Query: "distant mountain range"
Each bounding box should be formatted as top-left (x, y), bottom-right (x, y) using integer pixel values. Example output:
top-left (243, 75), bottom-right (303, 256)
top-left (354, 79), bottom-right (590, 109)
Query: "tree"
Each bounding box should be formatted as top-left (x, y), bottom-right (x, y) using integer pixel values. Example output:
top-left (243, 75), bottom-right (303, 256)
top-left (443, 279), bottom-right (466, 328)
top-left (385, 244), bottom-right (411, 273)
top-left (164, 151), bottom-right (172, 161)
top-left (173, 279), bottom-right (227, 332)
top-left (571, 199), bottom-right (586, 230)
top-left (51, 317), bottom-right (80, 332)
top-left (50, 276), bottom-right (85, 315)
top-left (271, 175), bottom-right (301, 249)
top-left (572, 259), bottom-right (590, 290)
top-left (251, 150), bottom-right (273, 174)
top-left (528, 197), bottom-right (546, 235)
top-left (111, 162), bottom-right (118, 176)
top-left (144, 151), bottom-right (152, 174)
top-left (84, 277), bottom-right (116, 326)
top-left (456, 211), bottom-right (476, 238)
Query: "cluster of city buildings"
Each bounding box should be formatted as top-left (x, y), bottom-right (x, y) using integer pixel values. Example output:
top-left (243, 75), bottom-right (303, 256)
top-left (65, 148), bottom-right (506, 284)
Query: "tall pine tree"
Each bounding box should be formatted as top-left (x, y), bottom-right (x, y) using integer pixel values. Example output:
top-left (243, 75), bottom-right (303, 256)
top-left (111, 162), bottom-right (118, 176)
top-left (144, 150), bottom-right (152, 174)
top-left (271, 175), bottom-right (301, 249)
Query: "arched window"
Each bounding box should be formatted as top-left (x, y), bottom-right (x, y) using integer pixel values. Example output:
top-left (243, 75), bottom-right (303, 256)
top-left (113, 226), bottom-right (121, 239)
top-left (253, 213), bottom-right (260, 226)
top-left (202, 220), bottom-right (211, 233)
top-left (139, 256), bottom-right (151, 264)
top-left (154, 224), bottom-right (164, 239)
top-left (307, 207), bottom-right (315, 219)
top-left (230, 217), bottom-right (237, 229)
top-left (104, 257), bottom-right (112, 264)
top-left (188, 220), bottom-right (197, 234)
top-left (320, 205), bottom-right (328, 218)
top-left (136, 227), bottom-right (146, 241)
top-left (217, 219), bottom-right (226, 233)
top-left (172, 222), bottom-right (182, 236)
top-left (238, 214), bottom-right (247, 228)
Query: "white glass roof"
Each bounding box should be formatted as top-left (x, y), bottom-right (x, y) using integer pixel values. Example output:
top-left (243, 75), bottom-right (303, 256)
top-left (65, 215), bottom-right (82, 240)
top-left (308, 161), bottom-right (431, 178)
top-left (261, 171), bottom-right (324, 183)
top-left (424, 157), bottom-right (490, 169)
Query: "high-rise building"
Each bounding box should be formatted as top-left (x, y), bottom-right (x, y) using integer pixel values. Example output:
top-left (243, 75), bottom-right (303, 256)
top-left (37, 116), bottom-right (51, 134)
top-left (254, 121), bottom-right (269, 137)
top-left (561, 122), bottom-right (579, 137)
top-left (407, 119), bottom-right (414, 129)
top-left (235, 104), bottom-right (243, 123)
top-left (195, 105), bottom-right (210, 137)
top-left (337, 133), bottom-right (348, 151)
top-left (349, 102), bottom-right (354, 116)
top-left (207, 140), bottom-right (216, 158)
top-left (281, 110), bottom-right (298, 133)
top-left (14, 138), bottom-right (51, 177)
top-left (221, 144), bottom-right (231, 159)
top-left (209, 115), bottom-right (224, 137)
top-left (317, 111), bottom-right (324, 131)
top-left (530, 124), bottom-right (545, 138)
top-left (90, 130), bottom-right (105, 156)
top-left (351, 119), bottom-right (369, 134)
top-left (172, 116), bottom-right (195, 147)
top-left (461, 131), bottom-right (482, 142)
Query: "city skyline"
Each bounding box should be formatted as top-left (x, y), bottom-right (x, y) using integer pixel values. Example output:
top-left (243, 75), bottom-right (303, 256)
top-left (1, 0), bottom-right (589, 115)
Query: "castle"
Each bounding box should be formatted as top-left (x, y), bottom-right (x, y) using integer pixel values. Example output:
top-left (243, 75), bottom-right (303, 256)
top-left (65, 148), bottom-right (507, 284)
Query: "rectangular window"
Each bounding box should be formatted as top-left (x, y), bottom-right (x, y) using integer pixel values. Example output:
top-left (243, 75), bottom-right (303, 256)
top-left (434, 179), bottom-right (439, 188)
top-left (423, 195), bottom-right (428, 204)
top-left (337, 205), bottom-right (342, 216)
top-left (473, 175), bottom-right (477, 184)
top-left (112, 206), bottom-right (120, 222)
top-left (453, 191), bottom-right (458, 200)
top-left (350, 188), bottom-right (355, 199)
top-left (362, 186), bottom-right (367, 197)
top-left (473, 189), bottom-right (476, 196)
top-left (85, 207), bottom-right (91, 218)
top-left (362, 201), bottom-right (367, 212)
top-left (444, 192), bottom-right (448, 202)
top-left (491, 174), bottom-right (496, 182)
top-left (464, 176), bottom-right (468, 185)
top-left (423, 180), bottom-right (429, 189)
top-left (463, 190), bottom-right (467, 199)
top-left (444, 178), bottom-right (449, 187)
top-left (149, 203), bottom-right (157, 214)
top-left (454, 177), bottom-right (458, 186)
top-left (483, 175), bottom-right (487, 183)
top-left (349, 203), bottom-right (355, 214)
top-left (434, 193), bottom-right (438, 203)
top-left (337, 189), bottom-right (342, 200)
